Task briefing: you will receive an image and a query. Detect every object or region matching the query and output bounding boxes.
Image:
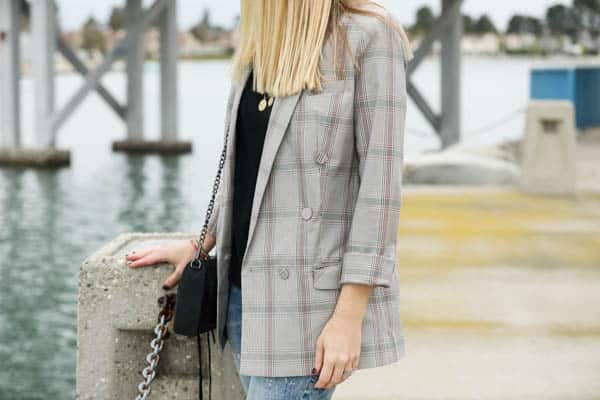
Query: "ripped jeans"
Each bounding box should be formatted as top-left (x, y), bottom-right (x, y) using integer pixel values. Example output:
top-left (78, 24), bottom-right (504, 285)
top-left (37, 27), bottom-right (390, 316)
top-left (225, 283), bottom-right (336, 400)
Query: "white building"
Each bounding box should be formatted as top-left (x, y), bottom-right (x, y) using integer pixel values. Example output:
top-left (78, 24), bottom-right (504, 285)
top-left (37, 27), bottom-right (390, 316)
top-left (462, 33), bottom-right (501, 55)
top-left (502, 33), bottom-right (539, 52)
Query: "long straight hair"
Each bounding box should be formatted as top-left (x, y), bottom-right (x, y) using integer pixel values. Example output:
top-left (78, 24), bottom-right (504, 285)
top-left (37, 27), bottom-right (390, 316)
top-left (231, 0), bottom-right (413, 97)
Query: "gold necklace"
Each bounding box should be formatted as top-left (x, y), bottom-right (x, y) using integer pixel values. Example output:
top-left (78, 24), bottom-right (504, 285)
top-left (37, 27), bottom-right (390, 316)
top-left (258, 93), bottom-right (274, 112)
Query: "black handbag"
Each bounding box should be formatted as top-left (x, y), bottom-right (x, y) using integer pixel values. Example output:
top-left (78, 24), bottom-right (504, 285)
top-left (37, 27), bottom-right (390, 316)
top-left (172, 124), bottom-right (230, 400)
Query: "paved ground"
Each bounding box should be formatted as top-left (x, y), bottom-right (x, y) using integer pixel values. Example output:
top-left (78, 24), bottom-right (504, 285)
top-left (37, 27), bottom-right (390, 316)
top-left (334, 187), bottom-right (600, 399)
top-left (577, 130), bottom-right (600, 193)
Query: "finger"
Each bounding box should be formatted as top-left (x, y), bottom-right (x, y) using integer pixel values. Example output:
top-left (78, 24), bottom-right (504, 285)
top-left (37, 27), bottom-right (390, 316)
top-left (326, 359), bottom-right (345, 389)
top-left (351, 354), bottom-right (359, 370)
top-left (339, 371), bottom-right (351, 384)
top-left (314, 357), bottom-right (333, 389)
top-left (314, 339), bottom-right (324, 374)
top-left (162, 262), bottom-right (185, 289)
top-left (339, 358), bottom-right (355, 384)
top-left (127, 252), bottom-right (163, 268)
top-left (126, 248), bottom-right (152, 261)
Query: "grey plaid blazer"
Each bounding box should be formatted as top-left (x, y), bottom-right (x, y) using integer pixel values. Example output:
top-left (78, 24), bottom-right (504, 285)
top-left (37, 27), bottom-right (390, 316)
top-left (206, 8), bottom-right (408, 377)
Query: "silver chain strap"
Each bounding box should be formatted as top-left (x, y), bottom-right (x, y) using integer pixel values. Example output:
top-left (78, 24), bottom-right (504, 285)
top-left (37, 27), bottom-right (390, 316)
top-left (191, 124), bottom-right (231, 266)
top-left (134, 123), bottom-right (231, 398)
top-left (135, 294), bottom-right (176, 400)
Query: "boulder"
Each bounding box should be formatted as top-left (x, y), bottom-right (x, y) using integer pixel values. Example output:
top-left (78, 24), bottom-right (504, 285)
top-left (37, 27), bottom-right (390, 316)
top-left (403, 144), bottom-right (521, 186)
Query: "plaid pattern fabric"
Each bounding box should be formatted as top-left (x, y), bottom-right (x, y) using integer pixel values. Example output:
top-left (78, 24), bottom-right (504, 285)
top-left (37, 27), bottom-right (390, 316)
top-left (207, 9), bottom-right (408, 377)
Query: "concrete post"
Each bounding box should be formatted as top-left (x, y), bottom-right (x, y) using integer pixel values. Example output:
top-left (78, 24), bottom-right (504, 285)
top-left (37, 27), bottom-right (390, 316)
top-left (440, 0), bottom-right (462, 149)
top-left (77, 233), bottom-right (244, 399)
top-left (126, 0), bottom-right (144, 141)
top-left (31, 0), bottom-right (55, 147)
top-left (159, 0), bottom-right (178, 142)
top-left (112, 0), bottom-right (191, 154)
top-left (0, 0), bottom-right (21, 148)
top-left (520, 101), bottom-right (577, 194)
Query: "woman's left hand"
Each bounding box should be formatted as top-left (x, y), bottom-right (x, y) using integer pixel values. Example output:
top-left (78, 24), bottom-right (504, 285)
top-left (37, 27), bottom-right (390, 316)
top-left (313, 313), bottom-right (362, 389)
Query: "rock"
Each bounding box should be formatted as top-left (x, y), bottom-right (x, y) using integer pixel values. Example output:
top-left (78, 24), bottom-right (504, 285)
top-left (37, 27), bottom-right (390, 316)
top-left (442, 139), bottom-right (522, 164)
top-left (404, 150), bottom-right (520, 186)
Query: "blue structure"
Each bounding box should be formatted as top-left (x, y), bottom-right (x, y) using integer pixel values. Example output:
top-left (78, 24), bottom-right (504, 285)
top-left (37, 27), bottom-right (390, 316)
top-left (531, 65), bottom-right (600, 130)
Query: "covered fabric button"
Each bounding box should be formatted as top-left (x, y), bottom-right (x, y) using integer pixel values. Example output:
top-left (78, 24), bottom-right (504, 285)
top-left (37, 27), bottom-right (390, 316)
top-left (314, 154), bottom-right (327, 165)
top-left (278, 267), bottom-right (289, 280)
top-left (301, 207), bottom-right (313, 220)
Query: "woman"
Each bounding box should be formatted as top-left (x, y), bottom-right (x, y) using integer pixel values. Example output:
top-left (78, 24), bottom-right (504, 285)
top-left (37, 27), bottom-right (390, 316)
top-left (126, 0), bottom-right (412, 398)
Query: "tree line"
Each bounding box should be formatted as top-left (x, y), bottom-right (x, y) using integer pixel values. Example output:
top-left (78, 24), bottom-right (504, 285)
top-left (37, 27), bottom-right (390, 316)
top-left (410, 0), bottom-right (600, 39)
top-left (79, 6), bottom-right (228, 55)
top-left (78, 1), bottom-right (600, 55)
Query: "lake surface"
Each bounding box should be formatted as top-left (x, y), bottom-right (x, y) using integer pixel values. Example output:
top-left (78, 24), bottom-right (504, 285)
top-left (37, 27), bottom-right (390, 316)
top-left (0, 56), bottom-right (545, 398)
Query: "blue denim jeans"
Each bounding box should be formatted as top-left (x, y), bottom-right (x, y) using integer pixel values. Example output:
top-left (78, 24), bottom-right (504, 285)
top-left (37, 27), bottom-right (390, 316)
top-left (225, 283), bottom-right (337, 400)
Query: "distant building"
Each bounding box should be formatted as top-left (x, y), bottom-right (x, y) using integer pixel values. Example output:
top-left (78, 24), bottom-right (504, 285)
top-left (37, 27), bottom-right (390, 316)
top-left (462, 33), bottom-right (501, 55)
top-left (143, 27), bottom-right (234, 59)
top-left (502, 33), bottom-right (539, 53)
top-left (578, 31), bottom-right (600, 54)
top-left (13, 23), bottom-right (598, 77)
top-left (540, 33), bottom-right (564, 54)
top-left (19, 31), bottom-right (69, 75)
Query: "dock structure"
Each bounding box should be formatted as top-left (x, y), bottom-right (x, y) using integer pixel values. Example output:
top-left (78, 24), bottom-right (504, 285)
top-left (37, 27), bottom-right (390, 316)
top-left (0, 0), bottom-right (21, 149)
top-left (408, 0), bottom-right (463, 149)
top-left (0, 0), bottom-right (190, 168)
top-left (0, 0), bottom-right (465, 168)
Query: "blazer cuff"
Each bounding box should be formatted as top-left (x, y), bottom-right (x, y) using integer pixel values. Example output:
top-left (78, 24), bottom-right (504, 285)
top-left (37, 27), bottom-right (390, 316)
top-left (205, 197), bottom-right (220, 237)
top-left (339, 252), bottom-right (397, 288)
top-left (206, 219), bottom-right (217, 237)
top-left (206, 212), bottom-right (218, 237)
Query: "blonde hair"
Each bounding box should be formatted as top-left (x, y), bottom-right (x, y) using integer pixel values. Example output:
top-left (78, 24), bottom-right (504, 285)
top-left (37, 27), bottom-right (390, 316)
top-left (231, 0), bottom-right (413, 97)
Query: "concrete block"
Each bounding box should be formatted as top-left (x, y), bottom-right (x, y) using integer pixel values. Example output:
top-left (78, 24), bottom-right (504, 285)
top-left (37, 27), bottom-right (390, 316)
top-left (112, 140), bottom-right (192, 154)
top-left (0, 147), bottom-right (70, 167)
top-left (77, 232), bottom-right (244, 400)
top-left (520, 101), bottom-right (577, 194)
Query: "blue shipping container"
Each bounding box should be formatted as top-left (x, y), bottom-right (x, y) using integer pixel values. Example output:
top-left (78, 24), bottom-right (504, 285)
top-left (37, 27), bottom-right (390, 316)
top-left (531, 65), bottom-right (600, 130)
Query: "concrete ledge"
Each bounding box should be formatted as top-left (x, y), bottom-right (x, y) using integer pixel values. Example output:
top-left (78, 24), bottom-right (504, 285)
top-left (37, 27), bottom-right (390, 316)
top-left (77, 232), bottom-right (244, 400)
top-left (0, 147), bottom-right (70, 167)
top-left (112, 140), bottom-right (193, 154)
top-left (520, 101), bottom-right (576, 195)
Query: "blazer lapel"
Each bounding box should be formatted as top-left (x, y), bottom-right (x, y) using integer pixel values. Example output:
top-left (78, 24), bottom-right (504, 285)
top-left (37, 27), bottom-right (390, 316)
top-left (243, 87), bottom-right (302, 260)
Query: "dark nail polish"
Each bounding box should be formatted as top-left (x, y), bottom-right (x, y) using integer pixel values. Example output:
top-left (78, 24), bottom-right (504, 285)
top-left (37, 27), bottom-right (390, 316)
top-left (162, 284), bottom-right (171, 291)
top-left (311, 368), bottom-right (317, 375)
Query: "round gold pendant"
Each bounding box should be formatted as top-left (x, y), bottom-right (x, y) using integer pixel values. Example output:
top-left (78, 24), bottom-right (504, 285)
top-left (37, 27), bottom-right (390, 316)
top-left (258, 98), bottom-right (267, 112)
top-left (268, 97), bottom-right (274, 107)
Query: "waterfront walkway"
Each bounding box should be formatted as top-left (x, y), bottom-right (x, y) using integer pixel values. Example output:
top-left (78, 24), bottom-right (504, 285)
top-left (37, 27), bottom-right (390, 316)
top-left (334, 133), bottom-right (600, 399)
top-left (335, 185), bottom-right (600, 399)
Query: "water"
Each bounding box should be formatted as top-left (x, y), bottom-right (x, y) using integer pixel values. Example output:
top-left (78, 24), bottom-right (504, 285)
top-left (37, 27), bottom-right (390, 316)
top-left (0, 57), bottom-right (537, 399)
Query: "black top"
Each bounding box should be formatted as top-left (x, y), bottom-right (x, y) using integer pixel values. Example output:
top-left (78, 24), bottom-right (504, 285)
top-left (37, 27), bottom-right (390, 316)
top-left (229, 70), bottom-right (273, 288)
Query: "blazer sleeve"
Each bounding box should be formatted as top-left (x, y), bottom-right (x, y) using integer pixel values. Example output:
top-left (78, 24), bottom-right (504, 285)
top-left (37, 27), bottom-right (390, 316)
top-left (206, 194), bottom-right (220, 237)
top-left (206, 84), bottom-right (237, 238)
top-left (339, 16), bottom-right (408, 288)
